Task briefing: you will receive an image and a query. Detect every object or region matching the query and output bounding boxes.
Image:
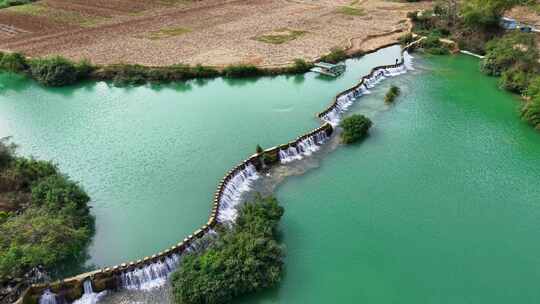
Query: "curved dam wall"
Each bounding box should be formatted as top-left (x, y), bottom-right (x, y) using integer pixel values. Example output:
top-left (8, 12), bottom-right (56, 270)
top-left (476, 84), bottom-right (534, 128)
top-left (16, 41), bottom-right (420, 304)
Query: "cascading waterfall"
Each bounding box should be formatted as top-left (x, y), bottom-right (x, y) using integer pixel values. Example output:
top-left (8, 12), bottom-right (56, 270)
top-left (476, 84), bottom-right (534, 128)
top-left (403, 51), bottom-right (414, 70)
top-left (72, 280), bottom-right (107, 304)
top-left (279, 130), bottom-right (329, 164)
top-left (39, 289), bottom-right (57, 304)
top-left (321, 53), bottom-right (414, 125)
top-left (217, 163), bottom-right (259, 223)
top-left (120, 253), bottom-right (181, 291)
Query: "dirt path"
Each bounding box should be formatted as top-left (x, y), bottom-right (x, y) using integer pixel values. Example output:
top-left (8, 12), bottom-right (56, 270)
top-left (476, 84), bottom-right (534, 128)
top-left (0, 0), bottom-right (430, 67)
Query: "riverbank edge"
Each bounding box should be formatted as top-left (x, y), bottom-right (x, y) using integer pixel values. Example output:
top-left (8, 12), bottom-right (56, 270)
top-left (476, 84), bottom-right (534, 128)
top-left (13, 40), bottom-right (421, 304)
top-left (0, 37), bottom-right (405, 88)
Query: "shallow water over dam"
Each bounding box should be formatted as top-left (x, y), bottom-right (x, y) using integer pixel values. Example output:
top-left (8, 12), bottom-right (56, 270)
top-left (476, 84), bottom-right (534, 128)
top-left (3, 47), bottom-right (540, 303)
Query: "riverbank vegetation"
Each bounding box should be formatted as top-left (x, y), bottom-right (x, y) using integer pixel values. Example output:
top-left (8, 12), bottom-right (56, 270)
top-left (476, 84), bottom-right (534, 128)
top-left (385, 85), bottom-right (401, 103)
top-left (409, 0), bottom-right (540, 131)
top-left (0, 53), bottom-right (93, 86)
top-left (320, 47), bottom-right (348, 64)
top-left (340, 114), bottom-right (373, 144)
top-left (171, 195), bottom-right (284, 304)
top-left (0, 51), bottom-right (316, 87)
top-left (0, 138), bottom-right (94, 280)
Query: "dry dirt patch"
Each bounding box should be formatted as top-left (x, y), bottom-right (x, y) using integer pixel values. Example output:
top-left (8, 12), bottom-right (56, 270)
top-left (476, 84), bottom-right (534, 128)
top-left (0, 0), bottom-right (430, 67)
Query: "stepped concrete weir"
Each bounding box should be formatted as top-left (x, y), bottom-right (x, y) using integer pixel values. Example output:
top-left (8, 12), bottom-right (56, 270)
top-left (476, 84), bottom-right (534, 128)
top-left (16, 40), bottom-right (421, 304)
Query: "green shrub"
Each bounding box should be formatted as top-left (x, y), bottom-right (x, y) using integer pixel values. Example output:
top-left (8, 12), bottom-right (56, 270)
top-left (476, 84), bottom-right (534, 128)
top-left (481, 32), bottom-right (539, 76)
top-left (222, 64), bottom-right (261, 78)
top-left (0, 137), bottom-right (16, 170)
top-left (289, 58), bottom-right (313, 73)
top-left (4, 158), bottom-right (58, 191)
top-left (398, 33), bottom-right (415, 46)
top-left (526, 76), bottom-right (540, 98)
top-left (339, 114), bottom-right (373, 144)
top-left (99, 63), bottom-right (220, 85)
top-left (320, 47), bottom-right (347, 64)
top-left (521, 96), bottom-right (540, 130)
top-left (0, 206), bottom-right (93, 278)
top-left (419, 33), bottom-right (449, 55)
top-left (0, 142), bottom-right (93, 279)
top-left (31, 175), bottom-right (90, 217)
top-left (0, 52), bottom-right (28, 73)
top-left (171, 195), bottom-right (284, 304)
top-left (499, 68), bottom-right (530, 94)
top-left (29, 57), bottom-right (79, 87)
top-left (0, 211), bottom-right (10, 224)
top-left (461, 0), bottom-right (516, 29)
top-left (385, 85), bottom-right (401, 103)
top-left (75, 59), bottom-right (94, 79)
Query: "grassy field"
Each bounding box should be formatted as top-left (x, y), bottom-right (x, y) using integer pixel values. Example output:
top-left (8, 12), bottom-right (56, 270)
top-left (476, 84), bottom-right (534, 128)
top-left (254, 29), bottom-right (306, 44)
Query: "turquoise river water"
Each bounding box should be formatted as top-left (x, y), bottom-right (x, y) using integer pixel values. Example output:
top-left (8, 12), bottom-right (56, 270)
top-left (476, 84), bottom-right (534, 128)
top-left (2, 46), bottom-right (540, 303)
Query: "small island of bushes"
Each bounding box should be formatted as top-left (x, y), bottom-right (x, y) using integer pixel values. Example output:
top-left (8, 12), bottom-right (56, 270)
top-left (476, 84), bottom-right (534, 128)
top-left (171, 195), bottom-right (285, 304)
top-left (385, 85), bottom-right (401, 104)
top-left (0, 138), bottom-right (94, 302)
top-left (340, 114), bottom-right (373, 144)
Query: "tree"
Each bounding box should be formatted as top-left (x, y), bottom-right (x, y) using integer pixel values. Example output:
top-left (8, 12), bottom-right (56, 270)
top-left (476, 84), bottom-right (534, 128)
top-left (171, 196), bottom-right (285, 304)
top-left (0, 142), bottom-right (94, 279)
top-left (0, 137), bottom-right (16, 170)
top-left (339, 114), bottom-right (373, 144)
top-left (385, 85), bottom-right (401, 103)
top-left (0, 52), bottom-right (28, 73)
top-left (29, 57), bottom-right (78, 87)
top-left (461, 0), bottom-right (519, 29)
top-left (481, 32), bottom-right (539, 76)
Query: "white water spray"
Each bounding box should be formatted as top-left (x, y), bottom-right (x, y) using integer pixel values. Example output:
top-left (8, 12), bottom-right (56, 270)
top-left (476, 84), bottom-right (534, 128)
top-left (39, 289), bottom-right (57, 304)
top-left (72, 280), bottom-right (107, 304)
top-left (217, 163), bottom-right (259, 223)
top-left (279, 130), bottom-right (329, 164)
top-left (321, 53), bottom-right (414, 125)
top-left (119, 254), bottom-right (181, 291)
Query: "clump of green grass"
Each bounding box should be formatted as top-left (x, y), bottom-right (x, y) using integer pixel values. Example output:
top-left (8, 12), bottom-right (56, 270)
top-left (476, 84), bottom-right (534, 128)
top-left (335, 6), bottom-right (366, 16)
top-left (146, 27), bottom-right (191, 40)
top-left (7, 3), bottom-right (107, 27)
top-left (254, 29), bottom-right (306, 45)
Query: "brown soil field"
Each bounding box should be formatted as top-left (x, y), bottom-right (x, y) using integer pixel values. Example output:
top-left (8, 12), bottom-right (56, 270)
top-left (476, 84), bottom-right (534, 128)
top-left (0, 0), bottom-right (430, 67)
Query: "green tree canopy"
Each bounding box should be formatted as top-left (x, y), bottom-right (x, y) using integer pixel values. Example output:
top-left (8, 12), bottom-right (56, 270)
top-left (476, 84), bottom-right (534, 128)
top-left (461, 0), bottom-right (519, 28)
top-left (340, 114), bottom-right (373, 144)
top-left (171, 195), bottom-right (285, 304)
